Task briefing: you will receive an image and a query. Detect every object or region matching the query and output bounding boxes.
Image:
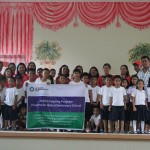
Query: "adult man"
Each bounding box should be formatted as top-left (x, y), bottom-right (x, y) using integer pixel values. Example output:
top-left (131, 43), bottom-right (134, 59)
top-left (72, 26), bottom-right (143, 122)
top-left (137, 56), bottom-right (150, 89)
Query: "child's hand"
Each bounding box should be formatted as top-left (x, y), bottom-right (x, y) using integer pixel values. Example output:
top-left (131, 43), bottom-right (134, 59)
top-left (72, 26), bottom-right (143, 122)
top-left (108, 106), bottom-right (111, 111)
top-left (100, 103), bottom-right (104, 110)
top-left (124, 105), bottom-right (127, 110)
top-left (133, 106), bottom-right (137, 112)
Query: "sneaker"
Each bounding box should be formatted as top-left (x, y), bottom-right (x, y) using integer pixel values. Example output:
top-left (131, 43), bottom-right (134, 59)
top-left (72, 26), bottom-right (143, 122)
top-left (113, 130), bottom-right (119, 134)
top-left (100, 129), bottom-right (104, 133)
top-left (141, 131), bottom-right (145, 134)
top-left (119, 131), bottom-right (124, 134)
top-left (11, 127), bottom-right (17, 131)
top-left (137, 129), bottom-right (141, 134)
top-left (128, 131), bottom-right (134, 134)
top-left (2, 128), bottom-right (8, 131)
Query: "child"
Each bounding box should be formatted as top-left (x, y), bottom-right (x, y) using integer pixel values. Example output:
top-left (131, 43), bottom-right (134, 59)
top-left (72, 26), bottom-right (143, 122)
top-left (99, 75), bottom-right (113, 133)
top-left (127, 75), bottom-right (138, 133)
top-left (37, 68), bottom-right (43, 78)
top-left (17, 106), bottom-right (26, 131)
top-left (89, 106), bottom-right (101, 133)
top-left (58, 74), bottom-right (67, 84)
top-left (121, 79), bottom-right (130, 133)
top-left (49, 69), bottom-right (56, 84)
top-left (109, 75), bottom-right (127, 133)
top-left (81, 72), bottom-right (93, 128)
top-left (23, 68), bottom-right (36, 107)
top-left (35, 68), bottom-right (51, 85)
top-left (0, 76), bottom-right (6, 128)
top-left (132, 79), bottom-right (147, 134)
top-left (69, 69), bottom-right (84, 85)
top-left (15, 76), bottom-right (25, 110)
top-left (3, 77), bottom-right (19, 130)
top-left (90, 76), bottom-right (100, 107)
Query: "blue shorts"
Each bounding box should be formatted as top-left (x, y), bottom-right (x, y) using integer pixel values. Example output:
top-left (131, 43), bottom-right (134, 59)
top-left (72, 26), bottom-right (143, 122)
top-left (101, 106), bottom-right (110, 120)
top-left (4, 105), bottom-right (18, 121)
top-left (111, 106), bottom-right (125, 121)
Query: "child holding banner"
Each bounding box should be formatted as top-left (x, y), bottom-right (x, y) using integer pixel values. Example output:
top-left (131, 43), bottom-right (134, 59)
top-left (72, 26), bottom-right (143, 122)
top-left (82, 72), bottom-right (93, 127)
top-left (15, 76), bottom-right (25, 110)
top-left (69, 69), bottom-right (84, 85)
top-left (90, 76), bottom-right (100, 107)
top-left (35, 68), bottom-right (51, 85)
top-left (23, 68), bottom-right (36, 108)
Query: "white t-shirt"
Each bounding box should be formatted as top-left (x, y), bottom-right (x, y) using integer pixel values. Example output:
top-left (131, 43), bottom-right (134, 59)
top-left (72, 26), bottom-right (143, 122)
top-left (146, 87), bottom-right (150, 102)
top-left (127, 86), bottom-right (136, 102)
top-left (132, 89), bottom-right (147, 105)
top-left (23, 80), bottom-right (35, 103)
top-left (85, 85), bottom-right (92, 103)
top-left (109, 86), bottom-right (126, 106)
top-left (90, 114), bottom-right (101, 126)
top-left (35, 78), bottom-right (51, 85)
top-left (100, 85), bottom-right (112, 106)
top-left (23, 80), bottom-right (35, 92)
top-left (4, 87), bottom-right (19, 106)
top-left (69, 80), bottom-right (84, 85)
top-left (15, 87), bottom-right (25, 107)
top-left (91, 86), bottom-right (100, 102)
top-left (0, 87), bottom-right (6, 105)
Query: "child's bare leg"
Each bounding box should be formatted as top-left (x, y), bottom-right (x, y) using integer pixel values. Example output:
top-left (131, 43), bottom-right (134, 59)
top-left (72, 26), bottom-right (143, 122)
top-left (109, 121), bottom-right (113, 132)
top-left (120, 121), bottom-right (124, 132)
top-left (4, 120), bottom-right (8, 129)
top-left (12, 120), bottom-right (16, 129)
top-left (103, 120), bottom-right (108, 133)
top-left (115, 121), bottom-right (119, 132)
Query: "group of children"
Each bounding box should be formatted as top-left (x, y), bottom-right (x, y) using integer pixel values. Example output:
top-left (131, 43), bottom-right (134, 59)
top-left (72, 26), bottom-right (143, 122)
top-left (0, 59), bottom-right (150, 134)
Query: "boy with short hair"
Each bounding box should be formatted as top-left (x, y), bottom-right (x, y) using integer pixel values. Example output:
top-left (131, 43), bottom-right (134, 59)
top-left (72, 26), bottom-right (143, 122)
top-left (35, 68), bottom-right (51, 85)
top-left (69, 69), bottom-right (84, 85)
top-left (109, 75), bottom-right (127, 133)
top-left (15, 76), bottom-right (25, 109)
top-left (99, 74), bottom-right (113, 133)
top-left (3, 77), bottom-right (18, 130)
top-left (81, 72), bottom-right (93, 127)
top-left (58, 74), bottom-right (67, 84)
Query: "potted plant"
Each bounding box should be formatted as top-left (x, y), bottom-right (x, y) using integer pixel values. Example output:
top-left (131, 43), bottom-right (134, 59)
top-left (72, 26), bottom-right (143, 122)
top-left (35, 40), bottom-right (62, 68)
top-left (128, 43), bottom-right (150, 64)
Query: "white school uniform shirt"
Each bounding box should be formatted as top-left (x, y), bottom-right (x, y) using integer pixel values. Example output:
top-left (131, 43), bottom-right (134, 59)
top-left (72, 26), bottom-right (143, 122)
top-left (99, 85), bottom-right (113, 106)
top-left (35, 78), bottom-right (51, 85)
top-left (90, 114), bottom-right (101, 126)
top-left (4, 87), bottom-right (19, 106)
top-left (127, 86), bottom-right (136, 102)
top-left (15, 87), bottom-right (25, 107)
top-left (91, 86), bottom-right (100, 103)
top-left (132, 89), bottom-right (147, 105)
top-left (85, 85), bottom-right (92, 103)
top-left (23, 80), bottom-right (35, 103)
top-left (109, 86), bottom-right (126, 106)
top-left (146, 87), bottom-right (150, 102)
top-left (0, 87), bottom-right (6, 105)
